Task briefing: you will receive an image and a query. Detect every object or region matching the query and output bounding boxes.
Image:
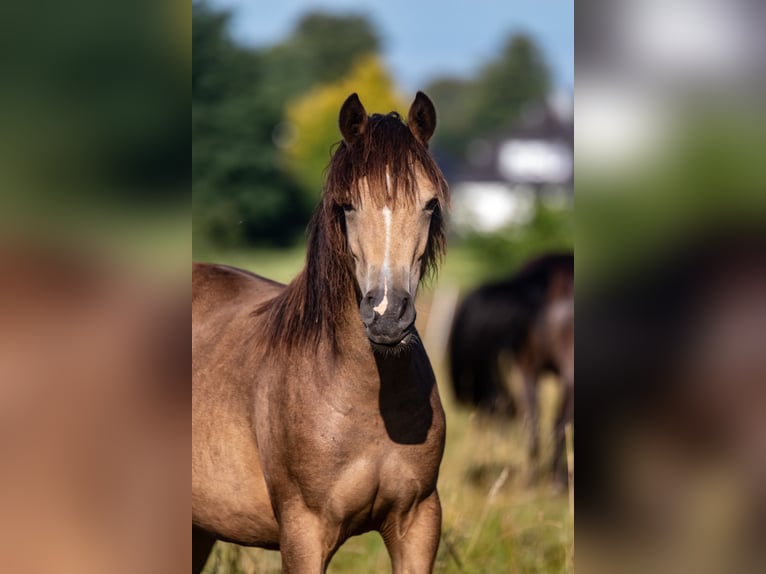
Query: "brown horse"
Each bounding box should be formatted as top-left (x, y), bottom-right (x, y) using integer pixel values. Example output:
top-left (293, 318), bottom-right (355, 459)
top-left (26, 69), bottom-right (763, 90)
top-left (192, 93), bottom-right (449, 573)
top-left (448, 253), bottom-right (574, 487)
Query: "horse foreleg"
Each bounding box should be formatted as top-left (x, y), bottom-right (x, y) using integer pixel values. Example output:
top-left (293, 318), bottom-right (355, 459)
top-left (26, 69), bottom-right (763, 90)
top-left (552, 380), bottom-right (574, 490)
top-left (521, 369), bottom-right (540, 461)
top-left (382, 490), bottom-right (441, 574)
top-left (278, 506), bottom-right (337, 574)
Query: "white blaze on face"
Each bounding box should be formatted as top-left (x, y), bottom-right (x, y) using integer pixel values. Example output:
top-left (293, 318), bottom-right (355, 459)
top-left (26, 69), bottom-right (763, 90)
top-left (373, 205), bottom-right (392, 315)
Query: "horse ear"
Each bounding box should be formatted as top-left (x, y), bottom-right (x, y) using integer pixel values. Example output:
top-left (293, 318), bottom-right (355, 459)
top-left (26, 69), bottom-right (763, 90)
top-left (338, 93), bottom-right (368, 145)
top-left (407, 91), bottom-right (437, 147)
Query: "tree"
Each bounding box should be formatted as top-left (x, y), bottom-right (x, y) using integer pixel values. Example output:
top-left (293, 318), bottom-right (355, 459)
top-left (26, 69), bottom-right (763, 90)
top-left (469, 34), bottom-right (551, 136)
top-left (421, 77), bottom-right (474, 166)
top-left (192, 4), bottom-right (384, 249)
top-left (192, 2), bottom-right (306, 248)
top-left (281, 55), bottom-right (405, 203)
top-left (427, 33), bottom-right (551, 158)
top-left (259, 12), bottom-right (380, 106)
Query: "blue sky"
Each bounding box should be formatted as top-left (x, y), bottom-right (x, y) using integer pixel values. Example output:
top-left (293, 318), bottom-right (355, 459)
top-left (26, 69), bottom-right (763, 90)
top-left (206, 0), bottom-right (573, 94)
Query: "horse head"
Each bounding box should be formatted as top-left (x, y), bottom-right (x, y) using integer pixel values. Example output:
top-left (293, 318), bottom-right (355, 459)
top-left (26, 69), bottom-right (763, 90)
top-left (330, 92), bottom-right (448, 348)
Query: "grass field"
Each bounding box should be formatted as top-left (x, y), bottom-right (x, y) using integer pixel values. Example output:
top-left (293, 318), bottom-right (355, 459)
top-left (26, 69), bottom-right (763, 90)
top-left (192, 242), bottom-right (496, 289)
top-left (197, 245), bottom-right (573, 574)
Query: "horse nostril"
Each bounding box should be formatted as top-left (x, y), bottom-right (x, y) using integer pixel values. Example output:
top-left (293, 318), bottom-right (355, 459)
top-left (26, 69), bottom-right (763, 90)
top-left (396, 296), bottom-right (416, 331)
top-left (360, 292), bottom-right (376, 326)
top-left (398, 296), bottom-right (410, 320)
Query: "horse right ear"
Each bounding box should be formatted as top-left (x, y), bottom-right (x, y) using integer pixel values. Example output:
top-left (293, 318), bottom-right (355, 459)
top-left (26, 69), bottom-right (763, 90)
top-left (339, 93), bottom-right (368, 145)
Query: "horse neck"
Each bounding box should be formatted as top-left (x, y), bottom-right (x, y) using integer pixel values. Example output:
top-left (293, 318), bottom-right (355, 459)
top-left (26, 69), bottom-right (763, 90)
top-left (261, 204), bottom-right (359, 353)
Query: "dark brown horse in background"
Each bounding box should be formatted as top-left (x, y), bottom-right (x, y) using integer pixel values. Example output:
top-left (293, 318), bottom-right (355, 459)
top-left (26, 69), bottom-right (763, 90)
top-left (448, 253), bottom-right (574, 486)
top-left (193, 93), bottom-right (449, 573)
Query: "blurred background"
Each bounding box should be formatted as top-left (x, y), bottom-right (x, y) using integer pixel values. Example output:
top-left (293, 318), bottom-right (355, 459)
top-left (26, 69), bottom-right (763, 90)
top-left (0, 1), bottom-right (188, 573)
top-left (193, 0), bottom-right (573, 572)
top-left (9, 0), bottom-right (762, 572)
top-left (577, 1), bottom-right (766, 573)
top-left (192, 0), bottom-right (574, 278)
top-left (0, 0), bottom-right (189, 271)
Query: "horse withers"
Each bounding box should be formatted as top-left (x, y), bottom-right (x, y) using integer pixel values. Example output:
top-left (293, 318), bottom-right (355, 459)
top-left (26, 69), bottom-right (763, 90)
top-left (192, 93), bottom-right (449, 573)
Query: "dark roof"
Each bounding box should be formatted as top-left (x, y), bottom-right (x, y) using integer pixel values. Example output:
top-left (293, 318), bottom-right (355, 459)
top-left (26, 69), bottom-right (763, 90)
top-left (452, 103), bottom-right (573, 187)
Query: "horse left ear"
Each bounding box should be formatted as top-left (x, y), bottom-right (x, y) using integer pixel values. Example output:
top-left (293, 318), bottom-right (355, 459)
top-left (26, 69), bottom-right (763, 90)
top-left (407, 91), bottom-right (437, 147)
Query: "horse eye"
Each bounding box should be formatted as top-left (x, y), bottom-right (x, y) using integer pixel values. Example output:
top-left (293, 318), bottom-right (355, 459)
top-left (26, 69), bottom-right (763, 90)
top-left (341, 203), bottom-right (355, 213)
top-left (424, 198), bottom-right (439, 212)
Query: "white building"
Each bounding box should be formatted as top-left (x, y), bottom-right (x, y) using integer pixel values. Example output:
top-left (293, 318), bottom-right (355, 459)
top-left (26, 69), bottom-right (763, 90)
top-left (450, 99), bottom-right (573, 233)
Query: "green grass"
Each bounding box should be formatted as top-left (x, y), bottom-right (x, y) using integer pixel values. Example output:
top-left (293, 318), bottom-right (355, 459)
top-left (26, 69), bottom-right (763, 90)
top-left (192, 244), bottom-right (306, 285)
top-left (193, 241), bottom-right (502, 290)
top-left (199, 245), bottom-right (573, 574)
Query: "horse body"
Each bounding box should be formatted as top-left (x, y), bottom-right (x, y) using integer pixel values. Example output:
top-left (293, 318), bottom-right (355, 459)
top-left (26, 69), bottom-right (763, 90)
top-left (192, 265), bottom-right (281, 547)
top-left (193, 265), bottom-right (444, 548)
top-left (448, 253), bottom-right (574, 485)
top-left (193, 92), bottom-right (449, 572)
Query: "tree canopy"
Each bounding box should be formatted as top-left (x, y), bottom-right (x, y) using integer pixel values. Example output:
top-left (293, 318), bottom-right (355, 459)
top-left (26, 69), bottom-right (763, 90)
top-left (282, 54), bottom-right (404, 202)
top-left (192, 1), bottom-right (557, 250)
top-left (192, 3), bottom-right (379, 248)
top-left (427, 33), bottom-right (551, 159)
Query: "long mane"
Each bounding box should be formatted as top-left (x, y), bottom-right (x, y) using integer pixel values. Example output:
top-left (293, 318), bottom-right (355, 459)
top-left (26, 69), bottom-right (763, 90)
top-left (257, 111), bottom-right (449, 353)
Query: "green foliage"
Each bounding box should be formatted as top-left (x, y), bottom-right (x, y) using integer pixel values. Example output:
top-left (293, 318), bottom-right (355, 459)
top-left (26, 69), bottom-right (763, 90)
top-left (282, 55), bottom-right (405, 202)
top-left (576, 108), bottom-right (766, 284)
top-left (469, 35), bottom-right (551, 136)
top-left (428, 33), bottom-right (551, 158)
top-left (457, 203), bottom-right (574, 282)
top-left (193, 3), bottom-right (305, 248)
top-left (425, 77), bottom-right (476, 158)
top-left (193, 2), bottom-right (562, 267)
top-left (260, 12), bottom-right (380, 103)
top-left (192, 3), bottom-right (379, 250)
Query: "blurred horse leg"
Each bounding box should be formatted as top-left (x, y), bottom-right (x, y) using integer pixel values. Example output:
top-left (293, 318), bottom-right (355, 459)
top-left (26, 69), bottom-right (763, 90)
top-left (520, 360), bottom-right (540, 483)
top-left (552, 379), bottom-right (574, 490)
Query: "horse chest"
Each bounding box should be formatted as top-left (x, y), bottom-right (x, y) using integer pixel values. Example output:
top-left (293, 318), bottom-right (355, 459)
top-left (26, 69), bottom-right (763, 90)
top-left (318, 438), bottom-right (441, 531)
top-left (273, 402), bottom-right (442, 522)
top-left (255, 349), bottom-right (444, 530)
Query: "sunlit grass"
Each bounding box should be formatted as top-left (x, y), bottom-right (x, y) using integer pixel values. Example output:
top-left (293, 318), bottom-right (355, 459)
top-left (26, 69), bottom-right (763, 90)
top-left (192, 244), bottom-right (306, 285)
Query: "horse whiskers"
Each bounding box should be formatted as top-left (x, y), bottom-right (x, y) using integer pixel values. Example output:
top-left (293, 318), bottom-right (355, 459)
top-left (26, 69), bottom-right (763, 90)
top-left (369, 330), bottom-right (421, 358)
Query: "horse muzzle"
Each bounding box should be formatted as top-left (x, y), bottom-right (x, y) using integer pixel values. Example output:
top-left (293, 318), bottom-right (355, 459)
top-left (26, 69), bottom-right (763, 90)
top-left (359, 287), bottom-right (416, 346)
